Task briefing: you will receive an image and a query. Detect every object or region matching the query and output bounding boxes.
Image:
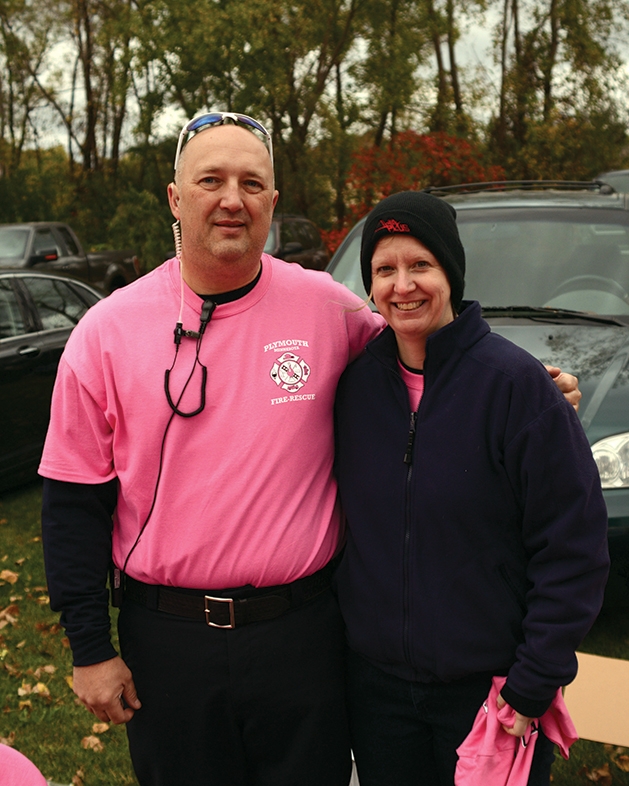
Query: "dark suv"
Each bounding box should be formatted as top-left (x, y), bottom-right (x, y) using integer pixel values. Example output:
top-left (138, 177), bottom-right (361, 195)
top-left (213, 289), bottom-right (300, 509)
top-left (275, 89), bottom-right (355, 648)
top-left (327, 182), bottom-right (629, 601)
top-left (264, 215), bottom-right (329, 271)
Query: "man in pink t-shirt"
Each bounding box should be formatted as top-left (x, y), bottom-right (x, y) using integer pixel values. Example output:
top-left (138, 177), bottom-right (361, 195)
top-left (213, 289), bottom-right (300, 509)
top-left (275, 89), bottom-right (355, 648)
top-left (39, 112), bottom-right (580, 786)
top-left (39, 113), bottom-right (382, 786)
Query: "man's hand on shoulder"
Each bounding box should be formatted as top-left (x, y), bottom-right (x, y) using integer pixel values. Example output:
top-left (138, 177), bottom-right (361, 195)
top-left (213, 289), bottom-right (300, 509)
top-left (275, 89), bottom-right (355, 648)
top-left (545, 365), bottom-right (582, 412)
top-left (73, 656), bottom-right (141, 724)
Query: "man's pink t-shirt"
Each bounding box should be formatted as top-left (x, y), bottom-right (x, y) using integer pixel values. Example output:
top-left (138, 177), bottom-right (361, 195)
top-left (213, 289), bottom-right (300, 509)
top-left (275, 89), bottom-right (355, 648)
top-left (39, 256), bottom-right (382, 589)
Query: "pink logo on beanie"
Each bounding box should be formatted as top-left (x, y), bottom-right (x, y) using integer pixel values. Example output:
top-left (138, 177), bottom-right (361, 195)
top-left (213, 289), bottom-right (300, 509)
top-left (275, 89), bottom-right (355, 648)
top-left (376, 218), bottom-right (410, 234)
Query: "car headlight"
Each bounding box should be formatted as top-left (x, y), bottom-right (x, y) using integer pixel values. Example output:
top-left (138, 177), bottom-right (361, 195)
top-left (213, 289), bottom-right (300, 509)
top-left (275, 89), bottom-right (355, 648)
top-left (592, 433), bottom-right (629, 488)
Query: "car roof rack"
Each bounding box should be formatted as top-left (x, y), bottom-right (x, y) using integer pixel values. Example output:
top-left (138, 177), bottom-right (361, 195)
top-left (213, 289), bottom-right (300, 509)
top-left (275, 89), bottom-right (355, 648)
top-left (423, 180), bottom-right (616, 195)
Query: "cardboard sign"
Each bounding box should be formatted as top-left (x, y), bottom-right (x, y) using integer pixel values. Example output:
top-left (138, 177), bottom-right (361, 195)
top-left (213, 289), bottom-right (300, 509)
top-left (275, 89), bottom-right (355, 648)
top-left (563, 652), bottom-right (629, 746)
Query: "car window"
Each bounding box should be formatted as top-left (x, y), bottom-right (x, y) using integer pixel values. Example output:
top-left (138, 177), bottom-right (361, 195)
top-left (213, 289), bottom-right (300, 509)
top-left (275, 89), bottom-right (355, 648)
top-left (32, 229), bottom-right (61, 256)
top-left (303, 222), bottom-right (322, 249)
top-left (56, 226), bottom-right (80, 255)
top-left (21, 277), bottom-right (94, 330)
top-left (296, 223), bottom-right (316, 250)
top-left (457, 209), bottom-right (629, 315)
top-left (0, 228), bottom-right (30, 267)
top-left (280, 222), bottom-right (300, 246)
top-left (0, 279), bottom-right (25, 338)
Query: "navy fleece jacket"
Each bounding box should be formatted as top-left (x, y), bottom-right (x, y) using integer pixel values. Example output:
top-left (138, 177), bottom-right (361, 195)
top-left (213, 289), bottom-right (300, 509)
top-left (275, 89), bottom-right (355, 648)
top-left (334, 301), bottom-right (609, 718)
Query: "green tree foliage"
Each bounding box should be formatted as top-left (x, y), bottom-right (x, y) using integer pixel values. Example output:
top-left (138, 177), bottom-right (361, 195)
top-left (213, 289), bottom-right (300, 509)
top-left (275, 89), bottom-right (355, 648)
top-left (0, 0), bottom-right (60, 174)
top-left (0, 0), bottom-right (627, 265)
top-left (489, 0), bottom-right (629, 176)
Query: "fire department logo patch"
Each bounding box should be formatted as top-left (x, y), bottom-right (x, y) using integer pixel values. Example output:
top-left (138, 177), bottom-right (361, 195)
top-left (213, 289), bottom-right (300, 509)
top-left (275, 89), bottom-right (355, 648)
top-left (270, 352), bottom-right (311, 392)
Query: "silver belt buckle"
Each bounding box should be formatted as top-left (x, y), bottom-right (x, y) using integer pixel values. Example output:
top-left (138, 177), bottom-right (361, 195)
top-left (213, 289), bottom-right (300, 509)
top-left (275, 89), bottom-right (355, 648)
top-left (204, 595), bottom-right (236, 628)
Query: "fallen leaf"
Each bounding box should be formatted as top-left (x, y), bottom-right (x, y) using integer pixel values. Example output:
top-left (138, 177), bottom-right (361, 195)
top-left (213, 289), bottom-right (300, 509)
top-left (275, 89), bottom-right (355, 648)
top-left (92, 722), bottom-right (109, 734)
top-left (36, 595), bottom-right (50, 605)
top-left (33, 682), bottom-right (50, 697)
top-left (580, 763), bottom-right (612, 785)
top-left (9, 596), bottom-right (22, 602)
top-left (0, 731), bottom-right (15, 745)
top-left (36, 622), bottom-right (62, 635)
top-left (0, 606), bottom-right (19, 627)
top-left (81, 735), bottom-right (104, 751)
top-left (65, 675), bottom-right (73, 690)
top-left (31, 536), bottom-right (41, 542)
top-left (34, 665), bottom-right (56, 677)
top-left (61, 637), bottom-right (70, 649)
top-left (14, 558), bottom-right (25, 566)
top-left (72, 768), bottom-right (85, 786)
top-left (615, 755), bottom-right (629, 772)
top-left (17, 682), bottom-right (32, 696)
top-left (16, 640), bottom-right (26, 648)
top-left (0, 570), bottom-right (19, 584)
top-left (0, 518), bottom-right (7, 525)
top-left (18, 700), bottom-right (32, 710)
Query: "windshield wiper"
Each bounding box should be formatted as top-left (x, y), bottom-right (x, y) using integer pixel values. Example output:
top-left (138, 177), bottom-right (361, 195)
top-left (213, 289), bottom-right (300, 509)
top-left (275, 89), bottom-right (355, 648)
top-left (481, 305), bottom-right (626, 327)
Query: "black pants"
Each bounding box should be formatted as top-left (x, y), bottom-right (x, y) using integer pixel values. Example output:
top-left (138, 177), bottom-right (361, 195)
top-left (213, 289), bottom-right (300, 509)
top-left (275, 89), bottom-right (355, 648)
top-left (347, 649), bottom-right (556, 786)
top-left (118, 589), bottom-right (351, 786)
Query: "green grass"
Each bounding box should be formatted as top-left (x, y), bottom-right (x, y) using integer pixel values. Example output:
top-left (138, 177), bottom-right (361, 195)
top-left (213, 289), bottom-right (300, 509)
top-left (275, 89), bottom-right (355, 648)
top-left (1, 481), bottom-right (628, 785)
top-left (0, 482), bottom-right (137, 785)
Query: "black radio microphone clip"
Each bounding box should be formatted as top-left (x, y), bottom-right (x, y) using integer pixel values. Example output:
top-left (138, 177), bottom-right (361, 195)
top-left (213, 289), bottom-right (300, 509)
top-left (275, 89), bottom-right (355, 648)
top-left (199, 300), bottom-right (216, 335)
top-left (173, 301), bottom-right (216, 344)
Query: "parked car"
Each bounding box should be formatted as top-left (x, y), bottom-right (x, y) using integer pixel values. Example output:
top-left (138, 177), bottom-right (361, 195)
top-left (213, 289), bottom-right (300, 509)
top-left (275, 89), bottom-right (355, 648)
top-left (0, 270), bottom-right (103, 493)
top-left (0, 222), bottom-right (140, 295)
top-left (327, 181), bottom-right (629, 601)
top-left (596, 169), bottom-right (629, 193)
top-left (263, 215), bottom-right (329, 270)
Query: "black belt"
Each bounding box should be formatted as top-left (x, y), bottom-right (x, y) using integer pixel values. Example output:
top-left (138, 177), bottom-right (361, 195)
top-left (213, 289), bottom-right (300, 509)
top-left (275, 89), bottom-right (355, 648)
top-left (123, 554), bottom-right (341, 629)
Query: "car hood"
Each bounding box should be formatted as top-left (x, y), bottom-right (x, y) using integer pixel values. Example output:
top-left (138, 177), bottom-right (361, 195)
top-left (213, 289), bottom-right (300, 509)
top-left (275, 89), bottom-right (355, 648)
top-left (487, 317), bottom-right (629, 445)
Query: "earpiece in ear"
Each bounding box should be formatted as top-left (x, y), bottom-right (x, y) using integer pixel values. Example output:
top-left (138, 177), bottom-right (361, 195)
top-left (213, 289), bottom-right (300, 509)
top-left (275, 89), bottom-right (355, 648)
top-left (172, 220), bottom-right (183, 259)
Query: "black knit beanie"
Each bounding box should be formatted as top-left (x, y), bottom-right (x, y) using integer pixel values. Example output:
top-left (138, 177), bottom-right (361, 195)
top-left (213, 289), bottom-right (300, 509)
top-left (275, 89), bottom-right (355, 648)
top-left (360, 190), bottom-right (466, 310)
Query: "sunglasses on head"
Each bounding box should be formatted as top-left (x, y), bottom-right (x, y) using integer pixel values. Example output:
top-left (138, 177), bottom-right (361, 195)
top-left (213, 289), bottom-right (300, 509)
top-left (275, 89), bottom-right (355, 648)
top-left (173, 112), bottom-right (274, 173)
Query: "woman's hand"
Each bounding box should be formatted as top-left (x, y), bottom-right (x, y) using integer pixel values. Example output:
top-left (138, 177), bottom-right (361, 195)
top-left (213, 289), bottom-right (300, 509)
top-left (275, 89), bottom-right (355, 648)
top-left (496, 692), bottom-right (535, 737)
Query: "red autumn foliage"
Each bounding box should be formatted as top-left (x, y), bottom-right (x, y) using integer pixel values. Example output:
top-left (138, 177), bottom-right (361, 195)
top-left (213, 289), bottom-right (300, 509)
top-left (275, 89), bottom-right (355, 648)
top-left (321, 131), bottom-right (505, 256)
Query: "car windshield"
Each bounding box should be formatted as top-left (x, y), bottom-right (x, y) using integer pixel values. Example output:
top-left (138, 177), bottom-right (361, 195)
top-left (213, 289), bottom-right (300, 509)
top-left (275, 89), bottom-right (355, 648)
top-left (332, 206), bottom-right (629, 317)
top-left (458, 208), bottom-right (629, 316)
top-left (0, 227), bottom-right (29, 264)
top-left (264, 224), bottom-right (277, 254)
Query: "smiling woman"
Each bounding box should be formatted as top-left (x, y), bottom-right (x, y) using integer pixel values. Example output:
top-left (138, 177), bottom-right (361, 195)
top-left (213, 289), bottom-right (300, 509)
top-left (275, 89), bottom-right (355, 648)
top-left (370, 234), bottom-right (455, 369)
top-left (333, 189), bottom-right (610, 786)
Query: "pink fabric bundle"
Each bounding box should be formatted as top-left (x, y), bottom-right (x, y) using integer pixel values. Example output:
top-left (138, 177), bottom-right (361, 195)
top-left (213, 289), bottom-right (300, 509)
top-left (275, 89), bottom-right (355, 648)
top-left (0, 743), bottom-right (48, 785)
top-left (455, 676), bottom-right (578, 786)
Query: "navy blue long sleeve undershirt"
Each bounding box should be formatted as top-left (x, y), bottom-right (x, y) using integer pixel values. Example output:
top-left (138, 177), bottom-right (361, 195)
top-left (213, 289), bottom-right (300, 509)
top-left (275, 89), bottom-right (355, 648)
top-left (41, 477), bottom-right (119, 666)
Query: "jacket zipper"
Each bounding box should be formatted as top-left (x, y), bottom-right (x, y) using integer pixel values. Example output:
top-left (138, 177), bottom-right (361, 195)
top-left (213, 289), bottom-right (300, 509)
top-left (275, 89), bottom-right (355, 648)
top-left (403, 409), bottom-right (417, 664)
